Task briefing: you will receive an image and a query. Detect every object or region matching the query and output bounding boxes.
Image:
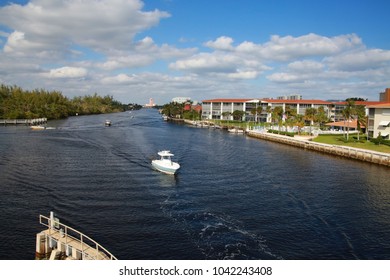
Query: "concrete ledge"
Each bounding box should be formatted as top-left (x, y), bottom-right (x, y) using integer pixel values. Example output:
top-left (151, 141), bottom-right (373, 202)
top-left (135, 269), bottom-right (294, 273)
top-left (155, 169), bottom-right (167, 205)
top-left (247, 131), bottom-right (390, 167)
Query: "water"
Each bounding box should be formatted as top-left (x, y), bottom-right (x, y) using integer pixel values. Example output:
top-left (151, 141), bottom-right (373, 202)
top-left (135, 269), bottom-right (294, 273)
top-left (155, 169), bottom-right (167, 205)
top-left (0, 109), bottom-right (389, 260)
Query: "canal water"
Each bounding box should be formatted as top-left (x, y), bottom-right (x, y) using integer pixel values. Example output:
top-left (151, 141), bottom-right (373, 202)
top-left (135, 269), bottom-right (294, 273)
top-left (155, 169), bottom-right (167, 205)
top-left (0, 109), bottom-right (389, 260)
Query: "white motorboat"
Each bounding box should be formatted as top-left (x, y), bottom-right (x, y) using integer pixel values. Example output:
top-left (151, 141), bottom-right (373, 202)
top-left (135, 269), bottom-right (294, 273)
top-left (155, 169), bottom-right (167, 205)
top-left (228, 128), bottom-right (245, 134)
top-left (31, 125), bottom-right (46, 130)
top-left (105, 120), bottom-right (111, 126)
top-left (152, 150), bottom-right (180, 175)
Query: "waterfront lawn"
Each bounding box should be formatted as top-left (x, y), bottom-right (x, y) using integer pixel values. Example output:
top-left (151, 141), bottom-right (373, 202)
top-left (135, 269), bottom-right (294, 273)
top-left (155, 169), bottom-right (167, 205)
top-left (313, 135), bottom-right (390, 154)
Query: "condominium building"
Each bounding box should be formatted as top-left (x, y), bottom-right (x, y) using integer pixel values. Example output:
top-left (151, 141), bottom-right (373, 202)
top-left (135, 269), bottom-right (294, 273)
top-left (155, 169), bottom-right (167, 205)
top-left (202, 98), bottom-right (390, 125)
top-left (201, 98), bottom-right (333, 122)
top-left (332, 101), bottom-right (386, 122)
top-left (367, 103), bottom-right (390, 139)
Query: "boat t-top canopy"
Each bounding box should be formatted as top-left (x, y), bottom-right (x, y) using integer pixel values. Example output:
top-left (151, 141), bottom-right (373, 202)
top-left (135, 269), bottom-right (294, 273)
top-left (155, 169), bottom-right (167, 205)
top-left (158, 150), bottom-right (174, 157)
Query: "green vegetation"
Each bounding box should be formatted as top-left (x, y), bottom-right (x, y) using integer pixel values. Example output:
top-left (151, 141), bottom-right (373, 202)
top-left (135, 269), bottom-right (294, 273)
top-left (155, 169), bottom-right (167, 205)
top-left (312, 134), bottom-right (390, 153)
top-left (0, 84), bottom-right (133, 120)
top-left (161, 102), bottom-right (201, 120)
top-left (267, 129), bottom-right (295, 137)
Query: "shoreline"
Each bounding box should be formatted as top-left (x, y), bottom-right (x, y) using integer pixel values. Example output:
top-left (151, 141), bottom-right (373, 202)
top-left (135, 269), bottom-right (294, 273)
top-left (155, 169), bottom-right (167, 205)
top-left (247, 130), bottom-right (390, 167)
top-left (174, 117), bottom-right (390, 167)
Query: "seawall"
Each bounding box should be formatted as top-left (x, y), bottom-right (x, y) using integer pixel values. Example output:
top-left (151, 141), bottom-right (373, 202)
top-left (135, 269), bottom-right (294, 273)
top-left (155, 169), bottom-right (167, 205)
top-left (247, 131), bottom-right (390, 167)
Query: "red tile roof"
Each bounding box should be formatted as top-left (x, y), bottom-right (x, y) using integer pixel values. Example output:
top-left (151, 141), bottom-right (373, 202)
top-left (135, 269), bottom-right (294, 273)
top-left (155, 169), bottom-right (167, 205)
top-left (325, 119), bottom-right (365, 129)
top-left (261, 99), bottom-right (333, 105)
top-left (332, 101), bottom-right (387, 106)
top-left (202, 98), bottom-right (332, 104)
top-left (367, 103), bottom-right (390, 108)
top-left (202, 98), bottom-right (253, 103)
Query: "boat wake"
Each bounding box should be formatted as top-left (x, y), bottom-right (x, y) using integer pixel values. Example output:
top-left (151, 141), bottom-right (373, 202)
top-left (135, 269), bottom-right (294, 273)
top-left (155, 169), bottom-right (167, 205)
top-left (161, 197), bottom-right (282, 260)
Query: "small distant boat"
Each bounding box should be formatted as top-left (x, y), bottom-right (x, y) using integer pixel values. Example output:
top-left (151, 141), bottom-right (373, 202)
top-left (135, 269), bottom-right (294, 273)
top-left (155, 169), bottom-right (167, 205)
top-left (105, 120), bottom-right (111, 126)
top-left (31, 125), bottom-right (46, 130)
top-left (151, 150), bottom-right (180, 175)
top-left (228, 128), bottom-right (245, 134)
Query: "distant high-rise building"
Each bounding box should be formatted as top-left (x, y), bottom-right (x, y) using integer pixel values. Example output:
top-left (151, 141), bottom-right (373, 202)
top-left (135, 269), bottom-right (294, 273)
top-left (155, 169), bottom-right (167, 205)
top-left (277, 94), bottom-right (302, 100)
top-left (379, 88), bottom-right (390, 102)
top-left (172, 97), bottom-right (191, 104)
top-left (145, 98), bottom-right (155, 108)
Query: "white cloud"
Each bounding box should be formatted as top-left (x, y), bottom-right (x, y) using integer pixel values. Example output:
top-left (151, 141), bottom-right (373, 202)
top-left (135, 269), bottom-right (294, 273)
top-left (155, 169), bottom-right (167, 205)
top-left (267, 72), bottom-right (303, 83)
top-left (48, 66), bottom-right (88, 78)
top-left (204, 36), bottom-right (234, 51)
top-left (0, 0), bottom-right (170, 56)
top-left (325, 49), bottom-right (390, 71)
top-left (260, 33), bottom-right (362, 61)
top-left (170, 50), bottom-right (269, 80)
top-left (287, 60), bottom-right (324, 73)
top-left (0, 1), bottom-right (388, 103)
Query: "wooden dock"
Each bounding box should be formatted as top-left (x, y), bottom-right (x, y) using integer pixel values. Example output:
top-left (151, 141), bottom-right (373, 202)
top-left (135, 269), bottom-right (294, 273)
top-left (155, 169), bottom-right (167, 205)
top-left (36, 212), bottom-right (117, 260)
top-left (0, 118), bottom-right (47, 126)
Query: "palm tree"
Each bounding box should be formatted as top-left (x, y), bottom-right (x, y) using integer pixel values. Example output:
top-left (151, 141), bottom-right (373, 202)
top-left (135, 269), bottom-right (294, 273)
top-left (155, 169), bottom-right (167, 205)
top-left (304, 107), bottom-right (317, 135)
top-left (272, 106), bottom-right (283, 133)
top-left (355, 105), bottom-right (366, 141)
top-left (293, 114), bottom-right (305, 135)
top-left (315, 106), bottom-right (329, 129)
top-left (266, 105), bottom-right (272, 123)
top-left (342, 100), bottom-right (356, 141)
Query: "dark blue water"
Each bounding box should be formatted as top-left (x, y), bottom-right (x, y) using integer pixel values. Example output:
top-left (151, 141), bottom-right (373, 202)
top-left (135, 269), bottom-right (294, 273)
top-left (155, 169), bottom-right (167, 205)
top-left (0, 109), bottom-right (389, 260)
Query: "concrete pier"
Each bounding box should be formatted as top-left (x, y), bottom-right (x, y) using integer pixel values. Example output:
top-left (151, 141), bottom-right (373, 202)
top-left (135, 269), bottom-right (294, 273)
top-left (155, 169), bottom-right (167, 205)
top-left (247, 131), bottom-right (390, 167)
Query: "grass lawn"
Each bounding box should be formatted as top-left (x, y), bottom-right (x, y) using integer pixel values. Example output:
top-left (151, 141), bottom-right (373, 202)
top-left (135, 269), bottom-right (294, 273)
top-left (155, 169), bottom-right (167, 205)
top-left (312, 134), bottom-right (390, 154)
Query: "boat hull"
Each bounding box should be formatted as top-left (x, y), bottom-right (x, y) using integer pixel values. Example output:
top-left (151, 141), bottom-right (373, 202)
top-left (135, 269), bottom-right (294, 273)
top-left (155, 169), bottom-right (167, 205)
top-left (152, 160), bottom-right (180, 175)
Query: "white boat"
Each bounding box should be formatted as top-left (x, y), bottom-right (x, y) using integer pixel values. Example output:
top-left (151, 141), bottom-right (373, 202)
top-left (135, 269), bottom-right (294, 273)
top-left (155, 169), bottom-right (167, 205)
top-left (31, 125), bottom-right (46, 130)
top-left (151, 150), bottom-right (180, 175)
top-left (228, 128), bottom-right (245, 134)
top-left (105, 120), bottom-right (111, 126)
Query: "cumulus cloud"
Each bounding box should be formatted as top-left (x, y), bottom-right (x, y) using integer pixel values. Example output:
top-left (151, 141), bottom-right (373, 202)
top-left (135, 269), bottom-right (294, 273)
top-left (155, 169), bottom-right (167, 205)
top-left (170, 50), bottom-right (269, 79)
top-left (95, 37), bottom-right (196, 70)
top-left (48, 66), bottom-right (87, 78)
top-left (325, 49), bottom-right (390, 71)
top-left (0, 0), bottom-right (170, 56)
top-left (287, 60), bottom-right (325, 73)
top-left (260, 33), bottom-right (362, 61)
top-left (204, 36), bottom-right (234, 51)
top-left (0, 0), bottom-right (388, 103)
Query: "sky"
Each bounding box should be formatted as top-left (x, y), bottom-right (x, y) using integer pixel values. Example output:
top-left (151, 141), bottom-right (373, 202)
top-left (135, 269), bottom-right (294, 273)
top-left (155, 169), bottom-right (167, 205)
top-left (1, 0), bottom-right (390, 105)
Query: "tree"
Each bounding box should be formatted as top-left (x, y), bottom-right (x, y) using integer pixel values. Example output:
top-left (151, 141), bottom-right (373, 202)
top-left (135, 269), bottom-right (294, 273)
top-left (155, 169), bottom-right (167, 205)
top-left (250, 104), bottom-right (263, 123)
top-left (342, 100), bottom-right (356, 141)
top-left (304, 107), bottom-right (317, 135)
top-left (0, 83), bottom-right (125, 119)
top-left (293, 114), bottom-right (305, 135)
top-left (232, 110), bottom-right (245, 121)
top-left (355, 105), bottom-right (366, 141)
top-left (271, 106), bottom-right (283, 133)
top-left (315, 106), bottom-right (329, 129)
top-left (162, 102), bottom-right (184, 118)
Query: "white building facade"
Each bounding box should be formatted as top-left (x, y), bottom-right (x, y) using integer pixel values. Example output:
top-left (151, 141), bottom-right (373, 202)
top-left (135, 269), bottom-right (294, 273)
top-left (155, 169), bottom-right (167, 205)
top-left (368, 103), bottom-right (390, 139)
top-left (201, 98), bottom-right (333, 121)
top-left (172, 97), bottom-right (191, 104)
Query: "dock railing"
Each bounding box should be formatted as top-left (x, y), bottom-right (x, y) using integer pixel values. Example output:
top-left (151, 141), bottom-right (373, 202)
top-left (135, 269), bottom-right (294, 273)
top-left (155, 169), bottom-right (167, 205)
top-left (39, 214), bottom-right (117, 260)
top-left (0, 118), bottom-right (47, 126)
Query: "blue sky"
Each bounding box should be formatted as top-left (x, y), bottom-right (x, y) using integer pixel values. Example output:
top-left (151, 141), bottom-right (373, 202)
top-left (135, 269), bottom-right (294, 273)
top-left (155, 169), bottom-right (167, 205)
top-left (1, 0), bottom-right (390, 104)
